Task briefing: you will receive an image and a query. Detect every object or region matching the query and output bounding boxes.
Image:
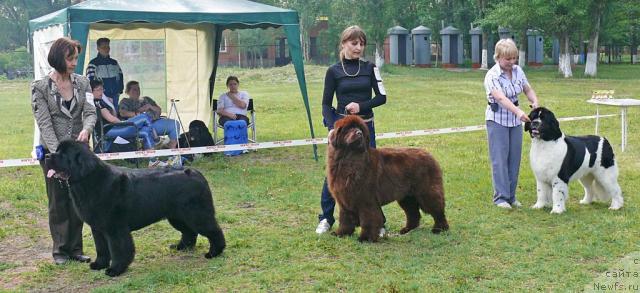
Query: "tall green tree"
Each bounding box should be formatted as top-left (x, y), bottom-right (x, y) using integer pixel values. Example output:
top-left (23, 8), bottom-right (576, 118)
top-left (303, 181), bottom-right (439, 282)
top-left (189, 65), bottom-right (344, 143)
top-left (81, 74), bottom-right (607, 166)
top-left (481, 0), bottom-right (549, 68)
top-left (584, 0), bottom-right (611, 77)
top-left (542, 0), bottom-right (588, 78)
top-left (237, 28), bottom-right (277, 68)
top-left (0, 0), bottom-right (77, 51)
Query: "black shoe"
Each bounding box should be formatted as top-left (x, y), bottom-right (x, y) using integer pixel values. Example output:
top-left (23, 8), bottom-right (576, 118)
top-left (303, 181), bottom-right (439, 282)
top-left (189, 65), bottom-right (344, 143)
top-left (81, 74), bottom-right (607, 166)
top-left (70, 254), bottom-right (91, 263)
top-left (53, 256), bottom-right (69, 265)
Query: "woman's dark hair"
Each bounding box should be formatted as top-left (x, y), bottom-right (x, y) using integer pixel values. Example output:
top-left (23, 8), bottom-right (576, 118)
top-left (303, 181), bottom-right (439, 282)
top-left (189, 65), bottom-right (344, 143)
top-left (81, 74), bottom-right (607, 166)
top-left (47, 37), bottom-right (82, 73)
top-left (226, 76), bottom-right (240, 85)
top-left (90, 79), bottom-right (104, 91)
top-left (125, 80), bottom-right (140, 94)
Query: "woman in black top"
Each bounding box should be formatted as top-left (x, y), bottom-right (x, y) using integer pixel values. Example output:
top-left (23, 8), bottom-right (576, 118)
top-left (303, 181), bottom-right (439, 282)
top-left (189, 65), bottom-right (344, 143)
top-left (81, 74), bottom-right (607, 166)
top-left (315, 25), bottom-right (387, 234)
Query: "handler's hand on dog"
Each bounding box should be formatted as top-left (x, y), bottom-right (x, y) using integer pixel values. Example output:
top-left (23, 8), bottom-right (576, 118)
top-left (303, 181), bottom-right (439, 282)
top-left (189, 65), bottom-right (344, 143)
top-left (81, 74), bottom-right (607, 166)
top-left (518, 110), bottom-right (531, 123)
top-left (327, 129), bottom-right (334, 144)
top-left (77, 129), bottom-right (90, 143)
top-left (345, 102), bottom-right (360, 114)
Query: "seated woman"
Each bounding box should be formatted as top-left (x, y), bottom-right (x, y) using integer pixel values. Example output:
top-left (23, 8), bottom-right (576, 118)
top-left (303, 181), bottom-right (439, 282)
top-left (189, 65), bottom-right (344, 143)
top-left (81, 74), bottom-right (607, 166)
top-left (91, 79), bottom-right (156, 151)
top-left (217, 76), bottom-right (250, 126)
top-left (119, 80), bottom-right (180, 149)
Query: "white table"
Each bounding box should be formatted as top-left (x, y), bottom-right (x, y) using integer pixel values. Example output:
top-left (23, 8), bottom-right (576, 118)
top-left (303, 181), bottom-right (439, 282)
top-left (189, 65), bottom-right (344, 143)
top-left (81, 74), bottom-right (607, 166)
top-left (587, 98), bottom-right (640, 152)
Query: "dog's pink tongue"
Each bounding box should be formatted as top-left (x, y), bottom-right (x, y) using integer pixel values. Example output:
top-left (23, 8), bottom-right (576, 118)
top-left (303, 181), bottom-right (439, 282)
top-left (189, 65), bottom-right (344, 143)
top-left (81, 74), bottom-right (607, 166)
top-left (47, 169), bottom-right (56, 178)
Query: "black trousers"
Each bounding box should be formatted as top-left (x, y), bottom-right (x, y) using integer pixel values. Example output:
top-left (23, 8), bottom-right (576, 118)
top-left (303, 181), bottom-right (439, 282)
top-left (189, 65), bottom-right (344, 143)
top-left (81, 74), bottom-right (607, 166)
top-left (219, 114), bottom-right (250, 127)
top-left (39, 160), bottom-right (84, 259)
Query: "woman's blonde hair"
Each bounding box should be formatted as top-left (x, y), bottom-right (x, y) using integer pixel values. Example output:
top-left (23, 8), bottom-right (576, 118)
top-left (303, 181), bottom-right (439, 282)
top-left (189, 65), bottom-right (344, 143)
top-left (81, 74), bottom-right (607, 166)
top-left (493, 38), bottom-right (518, 62)
top-left (339, 25), bottom-right (367, 61)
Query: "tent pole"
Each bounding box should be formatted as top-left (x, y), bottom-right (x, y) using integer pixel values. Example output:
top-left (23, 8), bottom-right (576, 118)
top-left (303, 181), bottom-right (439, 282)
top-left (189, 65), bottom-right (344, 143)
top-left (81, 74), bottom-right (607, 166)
top-left (209, 26), bottom-right (223, 130)
top-left (284, 24), bottom-right (318, 161)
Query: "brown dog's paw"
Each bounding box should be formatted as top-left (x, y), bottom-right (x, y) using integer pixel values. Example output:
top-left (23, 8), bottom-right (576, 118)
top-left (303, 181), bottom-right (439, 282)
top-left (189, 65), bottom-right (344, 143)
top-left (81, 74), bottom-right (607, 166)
top-left (431, 220), bottom-right (449, 234)
top-left (399, 227), bottom-right (412, 234)
top-left (357, 234), bottom-right (379, 243)
top-left (431, 225), bottom-right (449, 234)
top-left (333, 226), bottom-right (355, 237)
top-left (332, 231), bottom-right (349, 237)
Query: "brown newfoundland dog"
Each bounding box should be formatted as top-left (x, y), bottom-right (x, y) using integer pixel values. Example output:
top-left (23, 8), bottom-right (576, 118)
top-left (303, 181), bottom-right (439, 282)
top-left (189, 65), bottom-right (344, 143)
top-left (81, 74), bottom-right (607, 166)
top-left (327, 115), bottom-right (449, 242)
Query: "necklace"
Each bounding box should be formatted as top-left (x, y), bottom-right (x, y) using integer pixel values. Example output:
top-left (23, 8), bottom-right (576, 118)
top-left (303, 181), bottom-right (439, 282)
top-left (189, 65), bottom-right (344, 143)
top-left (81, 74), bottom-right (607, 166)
top-left (341, 60), bottom-right (360, 77)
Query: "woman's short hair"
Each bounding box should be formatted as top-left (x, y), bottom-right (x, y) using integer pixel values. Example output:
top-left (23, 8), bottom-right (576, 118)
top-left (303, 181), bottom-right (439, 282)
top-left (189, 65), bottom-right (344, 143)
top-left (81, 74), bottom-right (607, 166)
top-left (493, 38), bottom-right (518, 62)
top-left (90, 79), bottom-right (104, 91)
top-left (47, 37), bottom-right (82, 73)
top-left (339, 25), bottom-right (367, 61)
top-left (226, 76), bottom-right (239, 85)
top-left (125, 80), bottom-right (140, 94)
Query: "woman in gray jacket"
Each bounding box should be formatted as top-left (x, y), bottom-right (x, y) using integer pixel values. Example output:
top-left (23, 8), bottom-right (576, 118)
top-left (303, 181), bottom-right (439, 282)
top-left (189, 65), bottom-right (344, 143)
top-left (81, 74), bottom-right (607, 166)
top-left (31, 37), bottom-right (96, 265)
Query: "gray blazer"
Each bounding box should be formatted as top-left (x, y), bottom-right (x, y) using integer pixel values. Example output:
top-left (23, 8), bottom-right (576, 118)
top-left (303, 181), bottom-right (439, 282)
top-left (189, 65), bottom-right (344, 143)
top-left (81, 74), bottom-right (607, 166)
top-left (31, 73), bottom-right (97, 152)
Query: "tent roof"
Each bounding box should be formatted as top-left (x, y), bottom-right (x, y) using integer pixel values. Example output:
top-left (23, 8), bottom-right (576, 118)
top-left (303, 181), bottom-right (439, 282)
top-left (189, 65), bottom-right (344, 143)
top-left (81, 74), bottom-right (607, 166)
top-left (30, 0), bottom-right (299, 31)
top-left (28, 0), bottom-right (318, 160)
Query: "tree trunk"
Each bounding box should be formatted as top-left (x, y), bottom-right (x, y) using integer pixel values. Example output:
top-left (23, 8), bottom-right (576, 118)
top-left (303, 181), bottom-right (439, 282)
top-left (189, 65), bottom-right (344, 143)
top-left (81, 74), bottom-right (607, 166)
top-left (374, 42), bottom-right (384, 68)
top-left (632, 26), bottom-right (638, 64)
top-left (478, 0), bottom-right (489, 69)
top-left (519, 29), bottom-right (527, 68)
top-left (585, 1), bottom-right (604, 77)
top-left (300, 22), bottom-right (309, 61)
top-left (558, 33), bottom-right (573, 78)
top-left (481, 31), bottom-right (488, 69)
top-left (584, 28), bottom-right (600, 77)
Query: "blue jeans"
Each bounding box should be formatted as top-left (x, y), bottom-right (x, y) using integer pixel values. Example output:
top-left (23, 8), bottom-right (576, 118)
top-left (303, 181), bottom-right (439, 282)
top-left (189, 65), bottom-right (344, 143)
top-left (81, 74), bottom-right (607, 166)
top-left (318, 119), bottom-right (377, 225)
top-left (103, 113), bottom-right (156, 150)
top-left (151, 118), bottom-right (180, 141)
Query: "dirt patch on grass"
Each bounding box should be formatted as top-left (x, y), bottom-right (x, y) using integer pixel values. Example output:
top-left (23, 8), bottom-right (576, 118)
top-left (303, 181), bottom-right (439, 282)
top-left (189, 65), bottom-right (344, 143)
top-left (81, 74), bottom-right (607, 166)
top-left (0, 223), bottom-right (50, 290)
top-left (0, 216), bottom-right (110, 292)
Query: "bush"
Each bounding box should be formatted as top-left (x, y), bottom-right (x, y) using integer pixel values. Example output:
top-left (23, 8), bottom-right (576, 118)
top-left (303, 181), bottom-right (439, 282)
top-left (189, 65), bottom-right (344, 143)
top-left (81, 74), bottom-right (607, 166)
top-left (0, 47), bottom-right (32, 77)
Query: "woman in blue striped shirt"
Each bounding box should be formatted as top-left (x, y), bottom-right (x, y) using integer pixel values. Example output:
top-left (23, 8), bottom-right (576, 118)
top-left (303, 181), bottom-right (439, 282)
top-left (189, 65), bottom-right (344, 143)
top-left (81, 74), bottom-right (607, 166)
top-left (484, 38), bottom-right (539, 209)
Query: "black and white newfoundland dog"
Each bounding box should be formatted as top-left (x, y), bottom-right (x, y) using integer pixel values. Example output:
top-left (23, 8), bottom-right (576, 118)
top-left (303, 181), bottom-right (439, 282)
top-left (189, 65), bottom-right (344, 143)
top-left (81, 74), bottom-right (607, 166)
top-left (45, 140), bottom-right (225, 276)
top-left (524, 107), bottom-right (623, 214)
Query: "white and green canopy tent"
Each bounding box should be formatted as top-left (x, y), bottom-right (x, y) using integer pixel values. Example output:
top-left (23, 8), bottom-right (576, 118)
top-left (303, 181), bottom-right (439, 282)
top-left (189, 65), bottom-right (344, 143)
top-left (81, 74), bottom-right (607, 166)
top-left (29, 0), bottom-right (318, 159)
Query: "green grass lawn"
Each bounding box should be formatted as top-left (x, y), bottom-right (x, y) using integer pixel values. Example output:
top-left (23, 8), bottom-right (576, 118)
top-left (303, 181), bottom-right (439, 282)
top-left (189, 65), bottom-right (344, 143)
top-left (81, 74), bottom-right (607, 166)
top-left (0, 64), bottom-right (639, 292)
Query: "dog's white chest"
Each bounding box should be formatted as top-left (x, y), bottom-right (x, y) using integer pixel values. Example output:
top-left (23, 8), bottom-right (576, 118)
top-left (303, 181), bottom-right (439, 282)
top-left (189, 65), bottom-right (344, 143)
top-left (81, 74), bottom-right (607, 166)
top-left (530, 139), bottom-right (566, 182)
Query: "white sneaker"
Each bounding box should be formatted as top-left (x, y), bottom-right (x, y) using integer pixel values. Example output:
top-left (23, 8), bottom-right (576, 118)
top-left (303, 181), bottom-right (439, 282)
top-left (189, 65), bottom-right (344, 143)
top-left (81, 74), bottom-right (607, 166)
top-left (496, 202), bottom-right (512, 209)
top-left (167, 155), bottom-right (182, 168)
top-left (511, 200), bottom-right (522, 208)
top-left (379, 227), bottom-right (386, 238)
top-left (315, 219), bottom-right (331, 234)
top-left (148, 159), bottom-right (168, 168)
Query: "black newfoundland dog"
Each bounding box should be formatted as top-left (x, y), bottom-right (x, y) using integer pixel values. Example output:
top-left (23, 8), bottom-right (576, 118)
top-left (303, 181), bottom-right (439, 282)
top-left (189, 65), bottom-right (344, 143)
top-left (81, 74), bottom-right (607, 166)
top-left (327, 115), bottom-right (448, 242)
top-left (178, 120), bottom-right (215, 161)
top-left (45, 140), bottom-right (225, 276)
top-left (525, 107), bottom-right (623, 214)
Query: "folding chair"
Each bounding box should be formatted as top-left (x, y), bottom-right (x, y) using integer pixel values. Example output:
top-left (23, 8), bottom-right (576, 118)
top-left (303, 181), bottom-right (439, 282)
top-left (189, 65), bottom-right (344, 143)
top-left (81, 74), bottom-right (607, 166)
top-left (212, 98), bottom-right (256, 145)
top-left (92, 111), bottom-right (156, 158)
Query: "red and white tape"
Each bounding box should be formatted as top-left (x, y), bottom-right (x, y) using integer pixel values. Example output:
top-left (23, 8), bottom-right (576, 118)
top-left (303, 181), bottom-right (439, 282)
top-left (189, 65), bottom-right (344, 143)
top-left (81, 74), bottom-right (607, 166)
top-left (0, 114), bottom-right (616, 168)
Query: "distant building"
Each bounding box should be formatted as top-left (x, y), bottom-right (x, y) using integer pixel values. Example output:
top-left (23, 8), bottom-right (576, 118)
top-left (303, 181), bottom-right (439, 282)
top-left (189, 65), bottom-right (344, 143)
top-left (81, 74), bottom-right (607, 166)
top-left (217, 18), bottom-right (329, 67)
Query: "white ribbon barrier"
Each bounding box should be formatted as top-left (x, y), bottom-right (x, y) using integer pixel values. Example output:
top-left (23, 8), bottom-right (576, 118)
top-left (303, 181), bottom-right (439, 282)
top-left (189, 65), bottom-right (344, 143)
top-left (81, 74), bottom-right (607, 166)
top-left (0, 114), bottom-right (617, 168)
